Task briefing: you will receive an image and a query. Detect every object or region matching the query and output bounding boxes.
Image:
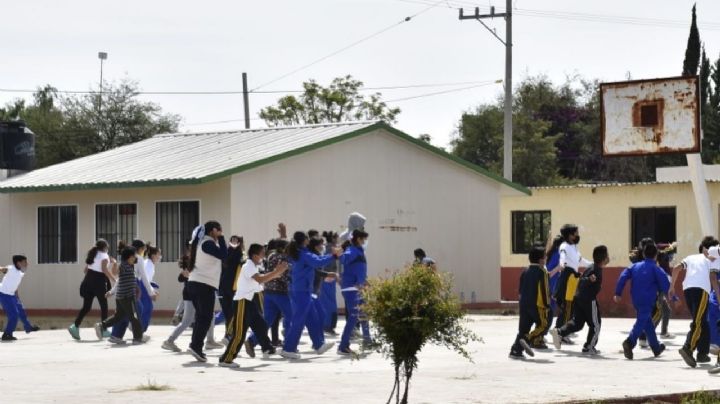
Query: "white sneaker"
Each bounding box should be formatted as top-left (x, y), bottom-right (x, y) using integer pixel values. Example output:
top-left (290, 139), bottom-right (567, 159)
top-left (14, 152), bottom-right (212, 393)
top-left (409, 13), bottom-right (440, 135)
top-left (205, 340), bottom-right (224, 350)
top-left (583, 347), bottom-right (601, 356)
top-left (132, 335), bottom-right (151, 345)
top-left (262, 350), bottom-right (276, 359)
top-left (108, 336), bottom-right (126, 345)
top-left (550, 328), bottom-right (562, 350)
top-left (219, 361), bottom-right (240, 369)
top-left (314, 342), bottom-right (336, 355)
top-left (94, 323), bottom-right (104, 340)
top-left (710, 344), bottom-right (720, 356)
top-left (221, 337), bottom-right (230, 346)
top-left (639, 339), bottom-right (648, 348)
top-left (162, 340), bottom-right (181, 352)
top-left (280, 350), bottom-right (301, 360)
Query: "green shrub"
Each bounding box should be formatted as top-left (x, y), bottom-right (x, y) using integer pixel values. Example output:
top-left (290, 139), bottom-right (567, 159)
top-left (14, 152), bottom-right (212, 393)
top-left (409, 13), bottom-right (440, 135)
top-left (362, 264), bottom-right (480, 404)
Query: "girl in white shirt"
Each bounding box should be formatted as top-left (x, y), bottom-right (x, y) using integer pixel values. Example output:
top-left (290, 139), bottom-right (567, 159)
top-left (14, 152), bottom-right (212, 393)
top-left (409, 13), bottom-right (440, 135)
top-left (68, 239), bottom-right (117, 340)
top-left (140, 245), bottom-right (162, 332)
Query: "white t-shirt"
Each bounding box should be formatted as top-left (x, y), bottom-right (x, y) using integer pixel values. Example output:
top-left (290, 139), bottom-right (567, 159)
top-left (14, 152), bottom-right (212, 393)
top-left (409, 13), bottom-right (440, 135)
top-left (88, 251), bottom-right (110, 273)
top-left (144, 259), bottom-right (155, 283)
top-left (559, 242), bottom-right (591, 272)
top-left (681, 253), bottom-right (716, 293)
top-left (234, 260), bottom-right (263, 301)
top-left (0, 265), bottom-right (24, 295)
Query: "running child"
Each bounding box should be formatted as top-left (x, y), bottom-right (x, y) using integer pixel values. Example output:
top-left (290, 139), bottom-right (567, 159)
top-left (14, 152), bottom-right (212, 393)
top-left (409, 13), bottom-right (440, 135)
top-left (614, 242), bottom-right (669, 360)
top-left (219, 243), bottom-right (288, 368)
top-left (550, 245), bottom-right (608, 355)
top-left (554, 224), bottom-right (591, 342)
top-left (509, 244), bottom-right (550, 359)
top-left (338, 230), bottom-right (371, 355)
top-left (0, 255), bottom-right (39, 341)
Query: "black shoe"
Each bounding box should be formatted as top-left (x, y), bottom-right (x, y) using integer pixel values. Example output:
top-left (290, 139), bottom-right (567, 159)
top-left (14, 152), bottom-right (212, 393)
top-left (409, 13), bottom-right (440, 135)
top-left (272, 339), bottom-right (283, 347)
top-left (678, 347), bottom-right (697, 368)
top-left (1, 334), bottom-right (17, 342)
top-left (622, 339), bottom-right (633, 360)
top-left (697, 353), bottom-right (712, 363)
top-left (652, 343), bottom-right (666, 358)
top-left (508, 350), bottom-right (525, 360)
top-left (518, 338), bottom-right (535, 357)
top-left (26, 325), bottom-right (40, 334)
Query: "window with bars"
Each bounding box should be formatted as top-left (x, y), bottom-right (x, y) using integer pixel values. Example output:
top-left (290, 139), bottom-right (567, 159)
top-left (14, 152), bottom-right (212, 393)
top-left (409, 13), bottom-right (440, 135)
top-left (630, 207), bottom-right (676, 249)
top-left (156, 201), bottom-right (199, 262)
top-left (38, 206), bottom-right (78, 264)
top-left (96, 203), bottom-right (137, 255)
top-left (511, 210), bottom-right (551, 254)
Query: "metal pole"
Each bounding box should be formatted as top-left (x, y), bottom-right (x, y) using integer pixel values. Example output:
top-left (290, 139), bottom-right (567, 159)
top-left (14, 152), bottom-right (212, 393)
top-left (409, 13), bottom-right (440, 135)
top-left (99, 58), bottom-right (104, 110)
top-left (242, 72), bottom-right (250, 129)
top-left (503, 0), bottom-right (512, 181)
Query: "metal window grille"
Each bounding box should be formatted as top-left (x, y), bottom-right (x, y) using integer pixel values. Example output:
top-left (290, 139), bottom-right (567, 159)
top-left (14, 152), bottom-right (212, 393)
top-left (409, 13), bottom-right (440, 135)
top-left (156, 201), bottom-right (199, 262)
top-left (95, 204), bottom-right (137, 255)
top-left (511, 210), bottom-right (551, 254)
top-left (38, 206), bottom-right (77, 264)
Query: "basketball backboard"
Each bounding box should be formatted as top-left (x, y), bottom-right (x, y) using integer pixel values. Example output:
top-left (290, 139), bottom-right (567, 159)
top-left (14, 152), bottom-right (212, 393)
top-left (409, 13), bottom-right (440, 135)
top-left (600, 76), bottom-right (700, 157)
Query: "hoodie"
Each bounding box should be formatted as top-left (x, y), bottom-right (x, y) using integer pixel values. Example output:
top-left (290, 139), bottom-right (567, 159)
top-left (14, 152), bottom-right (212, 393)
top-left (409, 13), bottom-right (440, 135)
top-left (339, 212), bottom-right (366, 242)
top-left (340, 245), bottom-right (367, 290)
top-left (289, 247), bottom-right (337, 293)
top-left (614, 259), bottom-right (670, 307)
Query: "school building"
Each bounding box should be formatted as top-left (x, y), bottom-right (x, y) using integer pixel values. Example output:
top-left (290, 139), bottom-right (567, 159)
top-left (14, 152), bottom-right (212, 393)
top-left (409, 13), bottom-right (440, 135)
top-left (501, 165), bottom-right (720, 316)
top-left (0, 121), bottom-right (529, 315)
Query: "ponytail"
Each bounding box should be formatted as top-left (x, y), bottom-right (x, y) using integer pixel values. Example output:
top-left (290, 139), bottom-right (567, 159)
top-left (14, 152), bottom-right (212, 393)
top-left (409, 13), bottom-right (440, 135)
top-left (146, 243), bottom-right (160, 259)
top-left (286, 231), bottom-right (307, 261)
top-left (86, 239), bottom-right (109, 265)
top-left (188, 237), bottom-right (200, 272)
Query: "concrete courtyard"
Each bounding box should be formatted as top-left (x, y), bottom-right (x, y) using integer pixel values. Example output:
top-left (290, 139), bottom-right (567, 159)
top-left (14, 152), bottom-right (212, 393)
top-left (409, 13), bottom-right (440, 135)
top-left (0, 314), bottom-right (716, 403)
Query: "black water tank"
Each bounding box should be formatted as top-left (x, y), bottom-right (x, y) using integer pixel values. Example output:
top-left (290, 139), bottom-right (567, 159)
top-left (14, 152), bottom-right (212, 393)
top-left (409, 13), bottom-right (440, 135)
top-left (0, 121), bottom-right (36, 170)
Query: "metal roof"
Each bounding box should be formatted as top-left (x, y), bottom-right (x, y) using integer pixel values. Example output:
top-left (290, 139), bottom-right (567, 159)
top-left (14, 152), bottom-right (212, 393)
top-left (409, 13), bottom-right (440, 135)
top-left (530, 180), bottom-right (720, 191)
top-left (0, 121), bottom-right (531, 195)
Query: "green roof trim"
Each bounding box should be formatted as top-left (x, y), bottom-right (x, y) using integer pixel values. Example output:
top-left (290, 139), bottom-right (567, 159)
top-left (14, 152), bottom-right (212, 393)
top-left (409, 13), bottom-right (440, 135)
top-left (0, 121), bottom-right (530, 195)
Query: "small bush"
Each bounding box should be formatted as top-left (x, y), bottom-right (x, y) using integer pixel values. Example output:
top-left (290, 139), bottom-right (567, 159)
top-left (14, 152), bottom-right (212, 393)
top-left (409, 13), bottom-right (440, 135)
top-left (681, 390), bottom-right (720, 404)
top-left (362, 265), bottom-right (480, 404)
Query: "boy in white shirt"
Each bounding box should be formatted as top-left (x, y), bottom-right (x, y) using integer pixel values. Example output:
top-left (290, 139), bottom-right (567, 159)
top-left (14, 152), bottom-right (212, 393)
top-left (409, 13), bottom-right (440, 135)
top-left (218, 243), bottom-right (288, 368)
top-left (0, 255), bottom-right (39, 341)
top-left (670, 237), bottom-right (720, 369)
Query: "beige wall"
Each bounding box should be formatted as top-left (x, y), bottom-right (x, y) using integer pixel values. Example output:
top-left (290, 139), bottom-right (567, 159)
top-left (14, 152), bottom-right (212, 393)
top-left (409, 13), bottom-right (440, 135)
top-left (229, 129), bottom-right (503, 303)
top-left (4, 178), bottom-right (231, 311)
top-left (501, 182), bottom-right (715, 268)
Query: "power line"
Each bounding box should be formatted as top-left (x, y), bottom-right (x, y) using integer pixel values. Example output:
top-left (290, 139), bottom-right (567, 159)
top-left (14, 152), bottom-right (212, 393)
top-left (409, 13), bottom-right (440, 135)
top-left (183, 80), bottom-right (502, 126)
top-left (249, 0), bottom-right (448, 92)
top-left (0, 80), bottom-right (499, 96)
top-left (396, 0), bottom-right (720, 30)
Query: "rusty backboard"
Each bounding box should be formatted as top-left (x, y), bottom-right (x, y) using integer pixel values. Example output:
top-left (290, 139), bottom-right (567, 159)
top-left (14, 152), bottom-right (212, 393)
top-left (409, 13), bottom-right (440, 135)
top-left (600, 76), bottom-right (700, 157)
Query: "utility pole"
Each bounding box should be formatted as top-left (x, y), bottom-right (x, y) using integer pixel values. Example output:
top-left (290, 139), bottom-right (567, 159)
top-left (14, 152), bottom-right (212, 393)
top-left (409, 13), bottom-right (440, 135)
top-left (98, 52), bottom-right (108, 111)
top-left (242, 72), bottom-right (250, 129)
top-left (459, 0), bottom-right (512, 181)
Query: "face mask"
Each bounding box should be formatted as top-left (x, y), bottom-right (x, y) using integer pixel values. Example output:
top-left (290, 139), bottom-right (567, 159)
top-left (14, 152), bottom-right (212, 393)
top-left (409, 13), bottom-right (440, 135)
top-left (362, 240), bottom-right (369, 250)
top-left (574, 236), bottom-right (581, 244)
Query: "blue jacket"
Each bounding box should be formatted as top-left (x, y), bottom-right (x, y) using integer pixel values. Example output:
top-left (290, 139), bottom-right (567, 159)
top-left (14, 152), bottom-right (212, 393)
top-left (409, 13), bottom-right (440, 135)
top-left (289, 247), bottom-right (336, 293)
top-left (614, 259), bottom-right (670, 307)
top-left (339, 245), bottom-right (367, 289)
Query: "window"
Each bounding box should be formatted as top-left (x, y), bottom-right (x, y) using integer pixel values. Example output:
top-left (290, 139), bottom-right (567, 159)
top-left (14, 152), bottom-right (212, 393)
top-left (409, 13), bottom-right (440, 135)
top-left (630, 207), bottom-right (676, 249)
top-left (511, 210), bottom-right (551, 254)
top-left (38, 206), bottom-right (78, 264)
top-left (96, 203), bottom-right (137, 254)
top-left (156, 201), bottom-right (199, 262)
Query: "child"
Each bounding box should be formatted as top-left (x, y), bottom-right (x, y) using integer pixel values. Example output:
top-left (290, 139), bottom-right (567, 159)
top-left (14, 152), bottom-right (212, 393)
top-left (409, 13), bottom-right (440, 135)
top-left (0, 255), bottom-right (39, 341)
top-left (614, 242), bottom-right (669, 360)
top-left (95, 247), bottom-right (148, 344)
top-left (218, 243), bottom-right (288, 368)
top-left (413, 248), bottom-right (437, 270)
top-left (550, 245), bottom-right (608, 355)
top-left (553, 224), bottom-right (591, 342)
top-left (69, 240), bottom-right (116, 340)
top-left (509, 244), bottom-right (550, 359)
top-left (670, 237), bottom-right (720, 369)
top-left (338, 230), bottom-right (371, 355)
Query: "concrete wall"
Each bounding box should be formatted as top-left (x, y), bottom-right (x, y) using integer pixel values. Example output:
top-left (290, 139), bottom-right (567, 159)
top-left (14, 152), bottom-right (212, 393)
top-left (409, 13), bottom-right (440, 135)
top-left (3, 178), bottom-right (231, 312)
top-left (230, 129), bottom-right (504, 304)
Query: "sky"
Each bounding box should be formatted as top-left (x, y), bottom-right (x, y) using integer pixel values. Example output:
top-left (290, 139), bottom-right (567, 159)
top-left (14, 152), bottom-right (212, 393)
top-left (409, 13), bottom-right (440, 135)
top-left (1, 0), bottom-right (719, 148)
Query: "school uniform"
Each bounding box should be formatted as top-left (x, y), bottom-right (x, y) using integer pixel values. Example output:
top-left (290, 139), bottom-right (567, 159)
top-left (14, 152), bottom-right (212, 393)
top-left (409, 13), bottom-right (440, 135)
top-left (0, 265), bottom-right (34, 338)
top-left (139, 258), bottom-right (159, 331)
top-left (614, 258), bottom-right (670, 353)
top-left (247, 252), bottom-right (292, 348)
top-left (555, 263), bottom-right (602, 350)
top-left (219, 259), bottom-right (275, 364)
top-left (282, 248), bottom-right (336, 354)
top-left (219, 246), bottom-right (243, 337)
top-left (554, 242), bottom-right (591, 329)
top-left (709, 271), bottom-right (720, 346)
top-left (510, 264), bottom-right (550, 355)
top-left (339, 244), bottom-right (371, 351)
top-left (678, 254), bottom-right (718, 356)
top-left (74, 251), bottom-right (111, 327)
top-left (102, 261), bottom-right (143, 342)
top-left (111, 253), bottom-right (156, 338)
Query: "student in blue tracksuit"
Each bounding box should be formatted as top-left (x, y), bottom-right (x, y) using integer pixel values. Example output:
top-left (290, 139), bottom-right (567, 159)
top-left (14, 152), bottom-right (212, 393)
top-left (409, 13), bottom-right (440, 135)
top-left (543, 234), bottom-right (562, 343)
top-left (338, 229), bottom-right (371, 355)
top-left (140, 244), bottom-right (161, 332)
top-left (280, 231), bottom-right (340, 360)
top-left (320, 231), bottom-right (340, 335)
top-left (0, 255), bottom-right (40, 341)
top-left (614, 242), bottom-right (669, 360)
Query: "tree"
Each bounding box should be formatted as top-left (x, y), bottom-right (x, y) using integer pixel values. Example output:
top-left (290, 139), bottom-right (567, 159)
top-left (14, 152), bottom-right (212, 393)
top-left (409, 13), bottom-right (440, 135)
top-left (682, 4), bottom-right (701, 77)
top-left (362, 265), bottom-right (479, 404)
top-left (417, 134), bottom-right (432, 143)
top-left (707, 54), bottom-right (720, 162)
top-left (260, 75), bottom-right (400, 126)
top-left (0, 80), bottom-right (180, 168)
